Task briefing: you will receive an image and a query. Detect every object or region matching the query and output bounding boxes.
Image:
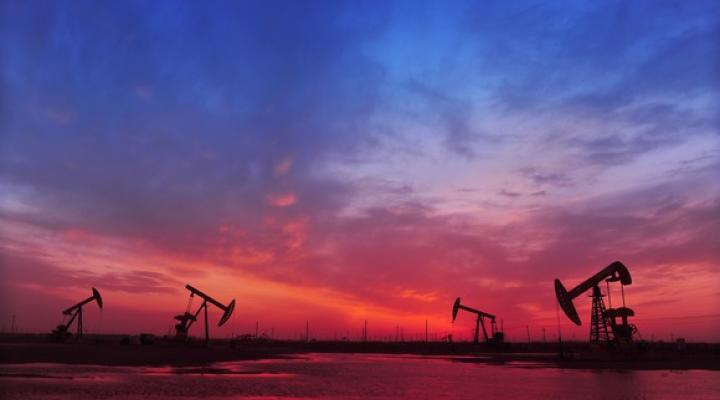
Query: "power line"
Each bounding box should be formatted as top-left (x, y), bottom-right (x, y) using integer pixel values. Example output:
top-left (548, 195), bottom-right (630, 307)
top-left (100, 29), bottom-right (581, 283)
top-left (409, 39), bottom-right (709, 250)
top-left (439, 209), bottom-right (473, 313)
top-left (635, 314), bottom-right (720, 321)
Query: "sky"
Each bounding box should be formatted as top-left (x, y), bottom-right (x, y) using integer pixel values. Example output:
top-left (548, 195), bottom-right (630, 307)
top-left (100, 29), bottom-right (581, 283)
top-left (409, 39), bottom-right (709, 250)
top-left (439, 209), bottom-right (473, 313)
top-left (1, 0), bottom-right (718, 342)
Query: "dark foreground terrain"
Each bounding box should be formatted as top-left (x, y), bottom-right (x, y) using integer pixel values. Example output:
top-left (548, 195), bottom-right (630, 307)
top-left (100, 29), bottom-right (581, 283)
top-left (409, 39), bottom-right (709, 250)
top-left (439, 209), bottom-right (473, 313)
top-left (0, 334), bottom-right (718, 370)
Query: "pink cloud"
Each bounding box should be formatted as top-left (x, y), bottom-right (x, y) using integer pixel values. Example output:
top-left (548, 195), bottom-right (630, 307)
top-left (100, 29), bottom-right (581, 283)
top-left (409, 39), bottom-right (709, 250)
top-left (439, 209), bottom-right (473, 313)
top-left (267, 193), bottom-right (297, 207)
top-left (1, 176), bottom-right (718, 341)
top-left (274, 156), bottom-right (294, 176)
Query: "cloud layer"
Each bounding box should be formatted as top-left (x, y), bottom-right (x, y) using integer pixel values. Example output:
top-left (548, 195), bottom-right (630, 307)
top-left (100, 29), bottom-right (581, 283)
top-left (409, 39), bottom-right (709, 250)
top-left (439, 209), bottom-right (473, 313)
top-left (1, 0), bottom-right (718, 341)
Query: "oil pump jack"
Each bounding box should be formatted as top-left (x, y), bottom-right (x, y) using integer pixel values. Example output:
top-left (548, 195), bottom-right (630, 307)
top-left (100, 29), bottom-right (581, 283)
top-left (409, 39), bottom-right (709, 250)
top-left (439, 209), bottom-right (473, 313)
top-left (174, 284), bottom-right (235, 343)
top-left (554, 261), bottom-right (636, 344)
top-left (452, 297), bottom-right (504, 344)
top-left (51, 288), bottom-right (103, 340)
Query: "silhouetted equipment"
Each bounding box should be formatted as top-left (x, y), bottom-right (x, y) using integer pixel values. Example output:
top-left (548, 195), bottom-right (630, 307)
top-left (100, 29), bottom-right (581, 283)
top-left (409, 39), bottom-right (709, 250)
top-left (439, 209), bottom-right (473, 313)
top-left (554, 261), bottom-right (630, 325)
top-left (554, 261), bottom-right (637, 344)
top-left (452, 297), bottom-right (504, 344)
top-left (605, 306), bottom-right (636, 343)
top-left (174, 284), bottom-right (235, 343)
top-left (52, 288), bottom-right (103, 340)
top-left (589, 286), bottom-right (612, 344)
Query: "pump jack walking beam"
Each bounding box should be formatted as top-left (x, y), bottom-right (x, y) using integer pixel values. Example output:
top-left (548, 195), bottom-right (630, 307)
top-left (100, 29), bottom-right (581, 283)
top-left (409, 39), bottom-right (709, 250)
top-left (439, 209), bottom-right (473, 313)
top-left (555, 261), bottom-right (631, 325)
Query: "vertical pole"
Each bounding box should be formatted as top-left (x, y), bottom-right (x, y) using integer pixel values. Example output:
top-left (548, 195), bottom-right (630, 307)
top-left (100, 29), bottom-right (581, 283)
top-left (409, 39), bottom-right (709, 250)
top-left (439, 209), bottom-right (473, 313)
top-left (204, 300), bottom-right (209, 345)
top-left (474, 316), bottom-right (480, 343)
top-left (526, 325), bottom-right (531, 343)
top-left (425, 319), bottom-right (428, 343)
top-left (555, 302), bottom-right (562, 341)
top-left (542, 327), bottom-right (547, 343)
top-left (77, 308), bottom-right (83, 338)
top-left (306, 320), bottom-right (309, 342)
top-left (231, 309), bottom-right (236, 340)
top-left (256, 321), bottom-right (259, 337)
top-left (555, 301), bottom-right (563, 357)
top-left (606, 280), bottom-right (613, 309)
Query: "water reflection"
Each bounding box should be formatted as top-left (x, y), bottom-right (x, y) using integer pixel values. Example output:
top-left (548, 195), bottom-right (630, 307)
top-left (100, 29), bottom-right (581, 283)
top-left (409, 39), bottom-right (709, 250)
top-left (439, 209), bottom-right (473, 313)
top-left (142, 365), bottom-right (295, 378)
top-left (1, 354), bottom-right (718, 399)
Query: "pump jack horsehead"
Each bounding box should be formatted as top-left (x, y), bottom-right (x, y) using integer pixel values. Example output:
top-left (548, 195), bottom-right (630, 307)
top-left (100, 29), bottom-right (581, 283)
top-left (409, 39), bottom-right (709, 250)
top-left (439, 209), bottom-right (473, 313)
top-left (52, 287), bottom-right (103, 340)
top-left (174, 284), bottom-right (236, 343)
top-left (555, 261), bottom-right (637, 344)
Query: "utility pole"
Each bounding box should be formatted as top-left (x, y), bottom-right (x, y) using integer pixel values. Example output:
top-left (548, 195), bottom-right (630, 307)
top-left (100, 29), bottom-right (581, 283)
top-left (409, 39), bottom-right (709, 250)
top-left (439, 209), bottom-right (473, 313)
top-left (231, 312), bottom-right (236, 340)
top-left (542, 327), bottom-right (547, 343)
top-left (425, 319), bottom-right (429, 343)
top-left (526, 325), bottom-right (531, 343)
top-left (203, 302), bottom-right (209, 345)
top-left (204, 302), bottom-right (209, 345)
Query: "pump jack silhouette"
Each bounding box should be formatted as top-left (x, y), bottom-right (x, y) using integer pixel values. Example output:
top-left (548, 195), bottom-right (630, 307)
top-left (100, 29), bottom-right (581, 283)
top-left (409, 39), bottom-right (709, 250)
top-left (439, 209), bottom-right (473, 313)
top-left (51, 288), bottom-right (103, 340)
top-left (174, 284), bottom-right (235, 344)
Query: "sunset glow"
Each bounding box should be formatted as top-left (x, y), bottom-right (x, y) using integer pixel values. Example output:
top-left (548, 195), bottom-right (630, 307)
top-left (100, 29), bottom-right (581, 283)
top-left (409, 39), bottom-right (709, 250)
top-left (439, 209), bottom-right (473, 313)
top-left (1, 0), bottom-right (718, 343)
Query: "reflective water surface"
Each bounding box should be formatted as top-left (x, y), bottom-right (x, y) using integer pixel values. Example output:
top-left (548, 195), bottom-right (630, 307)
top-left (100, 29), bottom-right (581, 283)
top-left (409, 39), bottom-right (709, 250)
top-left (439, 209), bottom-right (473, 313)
top-left (1, 353), bottom-right (718, 399)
